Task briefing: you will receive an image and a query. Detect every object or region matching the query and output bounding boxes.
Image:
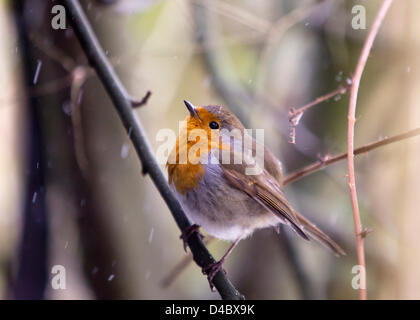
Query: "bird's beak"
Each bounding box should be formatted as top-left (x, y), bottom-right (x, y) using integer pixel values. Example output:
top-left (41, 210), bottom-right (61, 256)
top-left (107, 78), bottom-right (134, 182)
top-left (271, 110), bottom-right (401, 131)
top-left (184, 100), bottom-right (201, 120)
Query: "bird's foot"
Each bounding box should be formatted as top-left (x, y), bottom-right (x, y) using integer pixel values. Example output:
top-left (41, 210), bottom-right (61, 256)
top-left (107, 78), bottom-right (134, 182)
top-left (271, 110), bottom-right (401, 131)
top-left (202, 259), bottom-right (227, 292)
top-left (180, 224), bottom-right (203, 252)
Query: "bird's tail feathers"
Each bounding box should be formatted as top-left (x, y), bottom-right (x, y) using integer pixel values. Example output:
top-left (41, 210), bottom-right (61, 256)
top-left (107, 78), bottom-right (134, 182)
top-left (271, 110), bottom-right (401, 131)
top-left (292, 210), bottom-right (346, 257)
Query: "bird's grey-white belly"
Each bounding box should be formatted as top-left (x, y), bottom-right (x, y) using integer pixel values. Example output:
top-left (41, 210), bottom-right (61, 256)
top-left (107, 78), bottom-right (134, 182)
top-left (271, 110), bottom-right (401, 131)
top-left (171, 163), bottom-right (280, 241)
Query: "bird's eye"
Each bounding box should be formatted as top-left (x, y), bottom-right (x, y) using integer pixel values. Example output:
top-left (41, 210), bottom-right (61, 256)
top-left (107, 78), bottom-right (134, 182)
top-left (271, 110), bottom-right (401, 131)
top-left (209, 121), bottom-right (220, 129)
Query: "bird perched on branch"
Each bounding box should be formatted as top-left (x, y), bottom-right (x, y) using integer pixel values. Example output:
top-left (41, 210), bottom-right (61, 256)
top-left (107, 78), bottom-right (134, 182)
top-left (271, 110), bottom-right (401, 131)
top-left (167, 100), bottom-right (345, 289)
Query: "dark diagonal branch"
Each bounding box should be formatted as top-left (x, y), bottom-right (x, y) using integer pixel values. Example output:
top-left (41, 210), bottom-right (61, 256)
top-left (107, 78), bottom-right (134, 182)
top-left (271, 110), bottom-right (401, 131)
top-left (62, 0), bottom-right (243, 300)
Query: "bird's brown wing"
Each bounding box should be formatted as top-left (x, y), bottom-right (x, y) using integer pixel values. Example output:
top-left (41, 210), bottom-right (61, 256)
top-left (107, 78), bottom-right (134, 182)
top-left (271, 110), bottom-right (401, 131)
top-left (220, 164), bottom-right (310, 241)
top-left (260, 145), bottom-right (346, 256)
top-left (220, 159), bottom-right (346, 256)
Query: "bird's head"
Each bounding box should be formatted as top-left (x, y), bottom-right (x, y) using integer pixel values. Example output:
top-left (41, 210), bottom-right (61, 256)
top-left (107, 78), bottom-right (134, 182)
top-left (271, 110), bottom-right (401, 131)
top-left (182, 100), bottom-right (244, 135)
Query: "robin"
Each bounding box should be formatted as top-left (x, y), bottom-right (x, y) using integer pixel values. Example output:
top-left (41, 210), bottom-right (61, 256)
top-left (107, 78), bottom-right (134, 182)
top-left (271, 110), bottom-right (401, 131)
top-left (167, 100), bottom-right (345, 289)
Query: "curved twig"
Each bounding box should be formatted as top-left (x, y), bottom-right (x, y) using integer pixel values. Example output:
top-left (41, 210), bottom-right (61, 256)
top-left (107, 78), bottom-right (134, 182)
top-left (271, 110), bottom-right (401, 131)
top-left (62, 0), bottom-right (243, 300)
top-left (346, 0), bottom-right (393, 300)
top-left (288, 83), bottom-right (352, 144)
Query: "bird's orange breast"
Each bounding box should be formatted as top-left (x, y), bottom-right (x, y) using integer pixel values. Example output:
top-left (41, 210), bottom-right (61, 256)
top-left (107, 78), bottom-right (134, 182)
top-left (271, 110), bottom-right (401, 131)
top-left (166, 115), bottom-right (209, 195)
top-left (167, 107), bottom-right (233, 195)
top-left (168, 162), bottom-right (205, 195)
top-left (167, 132), bottom-right (209, 195)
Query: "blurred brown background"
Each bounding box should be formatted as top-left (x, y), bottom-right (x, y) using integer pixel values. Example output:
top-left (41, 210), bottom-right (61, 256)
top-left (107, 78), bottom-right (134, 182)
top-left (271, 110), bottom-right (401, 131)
top-left (0, 0), bottom-right (419, 299)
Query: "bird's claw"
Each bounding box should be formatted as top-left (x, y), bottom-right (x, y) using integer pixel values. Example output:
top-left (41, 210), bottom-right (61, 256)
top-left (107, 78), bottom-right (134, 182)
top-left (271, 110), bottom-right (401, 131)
top-left (202, 260), bottom-right (227, 292)
top-left (180, 224), bottom-right (203, 252)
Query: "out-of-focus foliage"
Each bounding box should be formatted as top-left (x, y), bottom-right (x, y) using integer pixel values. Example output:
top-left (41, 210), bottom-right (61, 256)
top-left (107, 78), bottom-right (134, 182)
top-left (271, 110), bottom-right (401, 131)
top-left (1, 0), bottom-right (420, 299)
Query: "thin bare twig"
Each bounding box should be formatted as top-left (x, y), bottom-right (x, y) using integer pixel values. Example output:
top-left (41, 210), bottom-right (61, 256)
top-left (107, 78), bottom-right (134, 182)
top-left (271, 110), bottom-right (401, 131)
top-left (30, 34), bottom-right (76, 72)
top-left (161, 237), bottom-right (215, 288)
top-left (288, 82), bottom-right (352, 144)
top-left (69, 66), bottom-right (90, 179)
top-left (283, 127), bottom-right (420, 185)
top-left (131, 90), bottom-right (152, 108)
top-left (346, 0), bottom-right (393, 300)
